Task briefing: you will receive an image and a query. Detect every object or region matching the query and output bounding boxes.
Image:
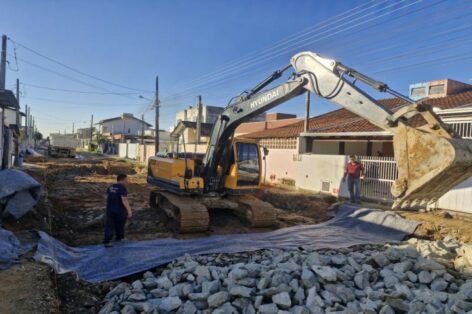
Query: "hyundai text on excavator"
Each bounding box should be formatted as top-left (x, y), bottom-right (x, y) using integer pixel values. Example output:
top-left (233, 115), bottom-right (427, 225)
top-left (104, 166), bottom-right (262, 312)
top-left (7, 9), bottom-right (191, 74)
top-left (148, 51), bottom-right (472, 233)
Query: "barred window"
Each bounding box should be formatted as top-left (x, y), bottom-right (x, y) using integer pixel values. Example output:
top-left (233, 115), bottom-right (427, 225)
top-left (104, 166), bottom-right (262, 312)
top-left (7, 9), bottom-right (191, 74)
top-left (259, 137), bottom-right (297, 149)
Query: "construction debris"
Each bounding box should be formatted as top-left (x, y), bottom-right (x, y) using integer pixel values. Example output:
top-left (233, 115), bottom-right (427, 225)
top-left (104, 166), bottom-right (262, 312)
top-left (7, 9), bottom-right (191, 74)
top-left (100, 237), bottom-right (472, 314)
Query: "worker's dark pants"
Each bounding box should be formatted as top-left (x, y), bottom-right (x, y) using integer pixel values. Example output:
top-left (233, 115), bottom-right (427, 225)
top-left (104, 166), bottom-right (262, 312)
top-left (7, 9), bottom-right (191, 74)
top-left (104, 209), bottom-right (127, 244)
top-left (347, 176), bottom-right (361, 203)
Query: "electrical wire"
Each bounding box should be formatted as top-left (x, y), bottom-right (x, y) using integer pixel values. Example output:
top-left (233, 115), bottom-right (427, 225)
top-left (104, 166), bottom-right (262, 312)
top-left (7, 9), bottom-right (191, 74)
top-left (8, 37), bottom-right (153, 93)
top-left (21, 82), bottom-right (142, 95)
top-left (157, 0), bottom-right (440, 104)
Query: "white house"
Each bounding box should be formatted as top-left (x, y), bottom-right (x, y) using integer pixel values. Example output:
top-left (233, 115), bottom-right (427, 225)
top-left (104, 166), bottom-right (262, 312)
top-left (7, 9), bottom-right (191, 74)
top-left (98, 113), bottom-right (152, 137)
top-left (175, 105), bottom-right (224, 126)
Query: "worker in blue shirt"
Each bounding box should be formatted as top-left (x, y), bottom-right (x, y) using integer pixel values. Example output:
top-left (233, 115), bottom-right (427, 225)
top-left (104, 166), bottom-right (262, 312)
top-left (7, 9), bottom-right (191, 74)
top-left (104, 174), bottom-right (133, 247)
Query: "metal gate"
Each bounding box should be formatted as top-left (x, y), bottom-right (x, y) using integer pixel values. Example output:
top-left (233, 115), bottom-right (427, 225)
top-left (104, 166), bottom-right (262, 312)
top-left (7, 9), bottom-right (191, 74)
top-left (358, 156), bottom-right (397, 202)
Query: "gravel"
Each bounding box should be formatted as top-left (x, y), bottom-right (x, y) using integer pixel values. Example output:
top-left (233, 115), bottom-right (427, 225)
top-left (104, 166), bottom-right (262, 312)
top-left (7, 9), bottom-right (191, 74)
top-left (99, 237), bottom-right (472, 313)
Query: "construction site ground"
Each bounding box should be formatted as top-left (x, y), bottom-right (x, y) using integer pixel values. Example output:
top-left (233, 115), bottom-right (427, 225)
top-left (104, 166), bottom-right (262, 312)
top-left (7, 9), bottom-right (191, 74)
top-left (2, 154), bottom-right (472, 313)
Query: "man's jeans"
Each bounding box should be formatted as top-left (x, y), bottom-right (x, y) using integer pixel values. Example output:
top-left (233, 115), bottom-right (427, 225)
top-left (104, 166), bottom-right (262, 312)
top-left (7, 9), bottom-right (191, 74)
top-left (104, 209), bottom-right (128, 244)
top-left (347, 176), bottom-right (361, 203)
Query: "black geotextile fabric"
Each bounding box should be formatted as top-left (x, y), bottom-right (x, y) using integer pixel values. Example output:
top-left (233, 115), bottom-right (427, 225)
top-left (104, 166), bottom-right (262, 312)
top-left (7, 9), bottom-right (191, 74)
top-left (34, 204), bottom-right (418, 283)
top-left (0, 227), bottom-right (32, 270)
top-left (0, 169), bottom-right (41, 219)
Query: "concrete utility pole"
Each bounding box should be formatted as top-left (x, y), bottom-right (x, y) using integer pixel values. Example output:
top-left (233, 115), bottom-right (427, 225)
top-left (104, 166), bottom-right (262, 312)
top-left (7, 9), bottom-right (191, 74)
top-left (72, 122), bottom-right (74, 134)
top-left (196, 95), bottom-right (202, 153)
top-left (155, 75), bottom-right (159, 154)
top-left (304, 91), bottom-right (310, 133)
top-left (14, 78), bottom-right (20, 166)
top-left (0, 35), bottom-right (6, 91)
top-left (32, 118), bottom-right (35, 148)
top-left (90, 114), bottom-right (93, 149)
top-left (141, 114), bottom-right (145, 145)
top-left (24, 104), bottom-right (28, 138)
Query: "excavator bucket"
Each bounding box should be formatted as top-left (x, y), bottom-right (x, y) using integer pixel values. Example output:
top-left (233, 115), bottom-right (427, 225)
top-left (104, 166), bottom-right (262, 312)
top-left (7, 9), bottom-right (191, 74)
top-left (391, 124), bottom-right (472, 209)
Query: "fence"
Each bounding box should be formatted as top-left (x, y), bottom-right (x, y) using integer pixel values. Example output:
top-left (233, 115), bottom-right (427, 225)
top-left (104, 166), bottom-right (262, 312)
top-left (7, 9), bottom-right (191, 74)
top-left (447, 121), bottom-right (472, 139)
top-left (358, 156), bottom-right (397, 202)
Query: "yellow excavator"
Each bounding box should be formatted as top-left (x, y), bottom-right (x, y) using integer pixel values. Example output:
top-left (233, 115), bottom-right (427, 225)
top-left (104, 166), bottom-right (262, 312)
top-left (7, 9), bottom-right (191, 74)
top-left (148, 51), bottom-right (472, 233)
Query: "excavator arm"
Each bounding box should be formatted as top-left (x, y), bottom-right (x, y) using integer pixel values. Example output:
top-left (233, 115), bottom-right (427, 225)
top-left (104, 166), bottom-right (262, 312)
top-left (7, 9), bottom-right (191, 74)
top-left (202, 51), bottom-right (472, 208)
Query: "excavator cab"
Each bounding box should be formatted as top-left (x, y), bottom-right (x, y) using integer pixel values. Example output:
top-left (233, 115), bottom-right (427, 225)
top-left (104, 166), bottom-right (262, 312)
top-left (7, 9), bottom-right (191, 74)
top-left (224, 139), bottom-right (262, 191)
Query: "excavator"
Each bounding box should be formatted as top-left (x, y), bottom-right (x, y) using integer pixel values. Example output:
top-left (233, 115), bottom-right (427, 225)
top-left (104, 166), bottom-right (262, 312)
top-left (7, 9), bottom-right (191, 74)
top-left (148, 51), bottom-right (472, 233)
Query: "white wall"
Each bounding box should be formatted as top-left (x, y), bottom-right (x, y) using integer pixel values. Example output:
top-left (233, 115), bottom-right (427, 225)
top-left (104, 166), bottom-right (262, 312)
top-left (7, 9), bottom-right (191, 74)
top-left (261, 148), bottom-right (298, 185)
top-left (295, 154), bottom-right (349, 198)
top-left (262, 148), bottom-right (349, 197)
top-left (434, 177), bottom-right (472, 213)
top-left (102, 118), bottom-right (150, 136)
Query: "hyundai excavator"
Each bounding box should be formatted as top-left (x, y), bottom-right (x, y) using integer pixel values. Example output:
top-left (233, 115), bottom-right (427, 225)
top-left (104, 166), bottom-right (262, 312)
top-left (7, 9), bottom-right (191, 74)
top-left (148, 51), bottom-right (472, 233)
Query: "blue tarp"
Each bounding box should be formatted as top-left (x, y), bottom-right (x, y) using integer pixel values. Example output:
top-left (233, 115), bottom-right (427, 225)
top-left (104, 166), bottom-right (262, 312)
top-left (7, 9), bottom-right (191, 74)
top-left (0, 227), bottom-right (33, 270)
top-left (0, 169), bottom-right (41, 219)
top-left (34, 205), bottom-right (418, 283)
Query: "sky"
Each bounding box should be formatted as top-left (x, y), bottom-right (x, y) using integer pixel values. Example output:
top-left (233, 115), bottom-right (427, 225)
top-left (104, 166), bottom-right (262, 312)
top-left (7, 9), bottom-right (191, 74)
top-left (1, 0), bottom-right (471, 136)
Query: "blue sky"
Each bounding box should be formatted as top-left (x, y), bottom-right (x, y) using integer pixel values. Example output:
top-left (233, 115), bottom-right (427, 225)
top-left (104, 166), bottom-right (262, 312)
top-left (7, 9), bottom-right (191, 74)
top-left (1, 0), bottom-right (471, 136)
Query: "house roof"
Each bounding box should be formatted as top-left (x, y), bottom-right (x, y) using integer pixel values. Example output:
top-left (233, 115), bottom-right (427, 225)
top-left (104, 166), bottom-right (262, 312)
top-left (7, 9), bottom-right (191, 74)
top-left (244, 90), bottom-right (472, 139)
top-left (0, 90), bottom-right (18, 109)
top-left (99, 115), bottom-right (152, 127)
top-left (170, 121), bottom-right (214, 138)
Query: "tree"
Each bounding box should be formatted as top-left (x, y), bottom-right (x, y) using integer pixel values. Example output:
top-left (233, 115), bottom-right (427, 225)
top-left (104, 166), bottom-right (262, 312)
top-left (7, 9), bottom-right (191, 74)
top-left (34, 132), bottom-right (43, 141)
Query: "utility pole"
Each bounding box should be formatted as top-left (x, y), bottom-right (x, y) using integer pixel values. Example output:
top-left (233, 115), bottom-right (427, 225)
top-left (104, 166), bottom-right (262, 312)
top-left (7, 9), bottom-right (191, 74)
top-left (32, 118), bottom-right (35, 148)
top-left (72, 122), bottom-right (75, 134)
top-left (304, 91), bottom-right (310, 133)
top-left (28, 108), bottom-right (31, 143)
top-left (141, 114), bottom-right (145, 145)
top-left (14, 79), bottom-right (20, 166)
top-left (0, 35), bottom-right (6, 91)
top-left (196, 95), bottom-right (202, 153)
top-left (24, 104), bottom-right (28, 138)
top-left (89, 114), bottom-right (93, 149)
top-left (155, 75), bottom-right (159, 154)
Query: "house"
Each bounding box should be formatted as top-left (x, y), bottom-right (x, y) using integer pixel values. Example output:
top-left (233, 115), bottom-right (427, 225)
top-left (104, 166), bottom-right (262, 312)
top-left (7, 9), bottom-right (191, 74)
top-left (169, 111), bottom-right (302, 153)
top-left (175, 105), bottom-right (224, 125)
top-left (98, 113), bottom-right (152, 141)
top-left (243, 79), bottom-right (472, 212)
top-left (0, 90), bottom-right (19, 169)
top-left (235, 113), bottom-right (302, 136)
top-left (170, 121), bottom-right (214, 153)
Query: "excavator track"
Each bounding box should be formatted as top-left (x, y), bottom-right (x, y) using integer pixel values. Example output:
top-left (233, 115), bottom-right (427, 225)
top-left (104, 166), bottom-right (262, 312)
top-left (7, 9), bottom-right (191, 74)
top-left (232, 195), bottom-right (277, 228)
top-left (150, 191), bottom-right (209, 233)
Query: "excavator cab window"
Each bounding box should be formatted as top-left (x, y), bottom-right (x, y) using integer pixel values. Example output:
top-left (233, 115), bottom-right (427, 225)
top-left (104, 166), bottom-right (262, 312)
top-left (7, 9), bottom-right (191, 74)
top-left (236, 142), bottom-right (260, 186)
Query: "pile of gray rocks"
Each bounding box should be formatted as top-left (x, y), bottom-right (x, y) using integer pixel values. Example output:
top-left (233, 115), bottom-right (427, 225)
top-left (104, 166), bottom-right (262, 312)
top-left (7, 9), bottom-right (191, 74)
top-left (99, 237), bottom-right (472, 314)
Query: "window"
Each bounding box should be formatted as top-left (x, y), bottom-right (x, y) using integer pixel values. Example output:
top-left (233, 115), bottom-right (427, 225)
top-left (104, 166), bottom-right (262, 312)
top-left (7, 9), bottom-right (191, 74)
top-left (128, 128), bottom-right (131, 134)
top-left (236, 142), bottom-right (260, 186)
top-left (429, 84), bottom-right (445, 95)
top-left (410, 87), bottom-right (426, 97)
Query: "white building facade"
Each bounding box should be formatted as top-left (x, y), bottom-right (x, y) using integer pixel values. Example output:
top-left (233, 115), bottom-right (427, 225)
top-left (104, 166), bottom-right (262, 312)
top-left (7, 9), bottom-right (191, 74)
top-left (99, 113), bottom-right (151, 136)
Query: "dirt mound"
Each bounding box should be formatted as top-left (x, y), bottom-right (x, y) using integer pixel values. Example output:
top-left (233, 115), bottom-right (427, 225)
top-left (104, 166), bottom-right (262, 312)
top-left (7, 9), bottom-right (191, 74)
top-left (102, 160), bottom-right (136, 175)
top-left (256, 188), bottom-right (336, 224)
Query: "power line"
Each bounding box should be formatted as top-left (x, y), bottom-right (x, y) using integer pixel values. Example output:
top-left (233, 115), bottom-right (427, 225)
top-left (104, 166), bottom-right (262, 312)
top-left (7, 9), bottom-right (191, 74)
top-left (157, 0), bottom-right (433, 103)
top-left (165, 0), bottom-right (424, 97)
top-left (21, 82), bottom-right (142, 95)
top-left (8, 37), bottom-right (153, 93)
